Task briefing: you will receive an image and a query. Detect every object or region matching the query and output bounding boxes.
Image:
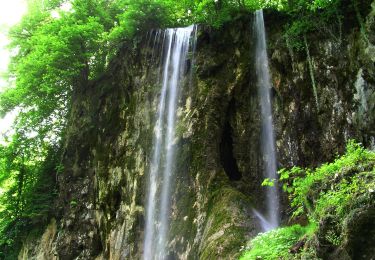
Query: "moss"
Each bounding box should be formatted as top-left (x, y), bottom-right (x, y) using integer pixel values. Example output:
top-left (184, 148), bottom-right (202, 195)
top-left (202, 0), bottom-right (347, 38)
top-left (168, 188), bottom-right (197, 253)
top-left (199, 184), bottom-right (252, 259)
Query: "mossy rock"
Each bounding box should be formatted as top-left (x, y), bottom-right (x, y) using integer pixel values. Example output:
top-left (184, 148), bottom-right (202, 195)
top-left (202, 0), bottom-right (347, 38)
top-left (199, 185), bottom-right (254, 259)
top-left (339, 194), bottom-right (375, 260)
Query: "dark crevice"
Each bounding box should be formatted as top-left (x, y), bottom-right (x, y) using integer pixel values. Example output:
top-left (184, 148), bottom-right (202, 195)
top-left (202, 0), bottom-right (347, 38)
top-left (220, 100), bottom-right (242, 181)
top-left (110, 191), bottom-right (121, 219)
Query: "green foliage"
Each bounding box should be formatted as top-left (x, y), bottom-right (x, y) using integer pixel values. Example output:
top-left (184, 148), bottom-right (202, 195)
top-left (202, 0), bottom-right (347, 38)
top-left (0, 134), bottom-right (59, 258)
top-left (282, 0), bottom-right (346, 51)
top-left (0, 1), bottom-right (115, 253)
top-left (324, 229), bottom-right (341, 246)
top-left (279, 140), bottom-right (375, 221)
top-left (70, 199), bottom-right (78, 207)
top-left (240, 224), bottom-right (316, 260)
top-left (108, 0), bottom-right (176, 41)
top-left (247, 141), bottom-right (374, 260)
top-left (261, 178), bottom-right (276, 187)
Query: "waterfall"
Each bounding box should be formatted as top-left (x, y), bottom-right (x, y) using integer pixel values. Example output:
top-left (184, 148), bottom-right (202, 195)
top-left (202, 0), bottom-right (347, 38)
top-left (254, 10), bottom-right (280, 231)
top-left (144, 25), bottom-right (196, 260)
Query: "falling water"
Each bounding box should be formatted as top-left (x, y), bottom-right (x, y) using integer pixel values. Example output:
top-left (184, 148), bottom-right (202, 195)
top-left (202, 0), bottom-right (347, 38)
top-left (254, 10), bottom-right (280, 231)
top-left (144, 25), bottom-right (196, 260)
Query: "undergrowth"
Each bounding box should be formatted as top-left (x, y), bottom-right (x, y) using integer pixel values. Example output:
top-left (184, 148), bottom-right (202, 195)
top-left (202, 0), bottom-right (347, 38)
top-left (241, 140), bottom-right (375, 259)
top-left (279, 140), bottom-right (375, 222)
top-left (240, 224), bottom-right (316, 260)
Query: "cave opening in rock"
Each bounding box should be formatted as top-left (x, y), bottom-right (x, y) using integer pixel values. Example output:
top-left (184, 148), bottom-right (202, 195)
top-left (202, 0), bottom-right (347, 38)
top-left (220, 120), bottom-right (242, 181)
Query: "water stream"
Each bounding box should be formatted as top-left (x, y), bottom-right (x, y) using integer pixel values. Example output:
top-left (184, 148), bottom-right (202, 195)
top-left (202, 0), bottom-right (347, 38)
top-left (253, 10), bottom-right (280, 232)
top-left (143, 25), bottom-right (196, 260)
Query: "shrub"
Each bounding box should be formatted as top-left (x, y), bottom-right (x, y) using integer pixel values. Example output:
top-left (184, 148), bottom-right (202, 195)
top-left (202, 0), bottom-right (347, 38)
top-left (279, 140), bottom-right (375, 222)
top-left (240, 224), bottom-right (316, 260)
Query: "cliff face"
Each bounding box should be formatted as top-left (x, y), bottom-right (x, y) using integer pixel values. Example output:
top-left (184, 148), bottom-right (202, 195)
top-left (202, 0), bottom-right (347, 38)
top-left (19, 4), bottom-right (375, 260)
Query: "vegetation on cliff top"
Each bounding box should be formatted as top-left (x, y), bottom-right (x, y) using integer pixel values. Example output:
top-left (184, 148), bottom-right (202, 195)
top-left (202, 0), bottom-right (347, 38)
top-left (241, 141), bottom-right (375, 259)
top-left (0, 0), bottom-right (371, 257)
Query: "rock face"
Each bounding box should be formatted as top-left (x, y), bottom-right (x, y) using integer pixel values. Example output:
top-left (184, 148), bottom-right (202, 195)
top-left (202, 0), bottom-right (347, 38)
top-left (18, 219), bottom-right (57, 260)
top-left (19, 4), bottom-right (375, 260)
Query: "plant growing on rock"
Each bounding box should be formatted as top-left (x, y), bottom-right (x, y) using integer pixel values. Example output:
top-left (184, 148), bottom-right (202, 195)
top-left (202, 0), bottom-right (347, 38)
top-left (241, 141), bottom-right (375, 259)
